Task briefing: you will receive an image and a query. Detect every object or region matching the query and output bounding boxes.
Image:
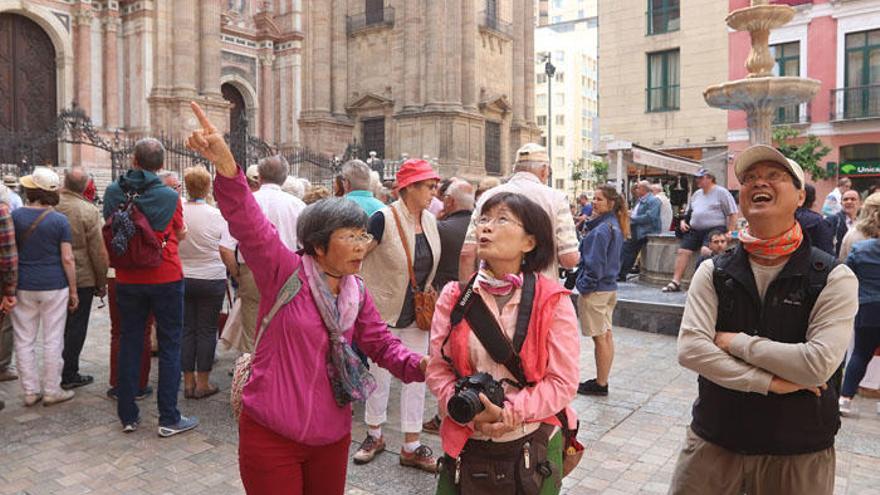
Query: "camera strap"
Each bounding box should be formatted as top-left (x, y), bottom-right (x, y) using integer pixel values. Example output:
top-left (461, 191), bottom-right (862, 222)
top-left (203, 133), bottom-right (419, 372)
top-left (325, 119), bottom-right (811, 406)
top-left (444, 273), bottom-right (536, 389)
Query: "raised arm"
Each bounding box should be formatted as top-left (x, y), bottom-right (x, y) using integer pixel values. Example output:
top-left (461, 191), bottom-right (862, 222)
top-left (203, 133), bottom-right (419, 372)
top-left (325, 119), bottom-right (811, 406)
top-left (186, 101), bottom-right (294, 290)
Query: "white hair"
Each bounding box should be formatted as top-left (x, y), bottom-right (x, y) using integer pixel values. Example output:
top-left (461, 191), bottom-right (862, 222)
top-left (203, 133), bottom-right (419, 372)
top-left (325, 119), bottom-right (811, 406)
top-left (447, 180), bottom-right (475, 210)
top-left (282, 176), bottom-right (306, 198)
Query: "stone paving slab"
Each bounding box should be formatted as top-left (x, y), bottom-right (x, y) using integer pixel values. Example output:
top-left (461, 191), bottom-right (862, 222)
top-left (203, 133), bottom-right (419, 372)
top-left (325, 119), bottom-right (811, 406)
top-left (2, 300), bottom-right (880, 494)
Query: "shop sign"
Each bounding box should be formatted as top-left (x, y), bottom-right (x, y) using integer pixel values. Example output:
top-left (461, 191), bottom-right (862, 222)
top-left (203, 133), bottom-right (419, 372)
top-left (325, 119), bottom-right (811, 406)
top-left (840, 162), bottom-right (880, 176)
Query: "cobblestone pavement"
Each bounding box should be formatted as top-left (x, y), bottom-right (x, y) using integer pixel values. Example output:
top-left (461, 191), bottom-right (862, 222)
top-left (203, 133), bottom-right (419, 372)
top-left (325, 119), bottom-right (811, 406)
top-left (3, 300), bottom-right (880, 494)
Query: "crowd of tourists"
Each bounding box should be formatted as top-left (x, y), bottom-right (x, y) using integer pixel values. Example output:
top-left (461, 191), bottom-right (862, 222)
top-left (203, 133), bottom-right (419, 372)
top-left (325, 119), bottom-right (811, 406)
top-left (0, 100), bottom-right (871, 495)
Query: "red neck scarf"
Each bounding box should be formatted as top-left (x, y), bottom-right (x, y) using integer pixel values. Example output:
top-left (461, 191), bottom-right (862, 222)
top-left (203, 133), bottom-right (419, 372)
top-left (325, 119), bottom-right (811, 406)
top-left (738, 221), bottom-right (803, 260)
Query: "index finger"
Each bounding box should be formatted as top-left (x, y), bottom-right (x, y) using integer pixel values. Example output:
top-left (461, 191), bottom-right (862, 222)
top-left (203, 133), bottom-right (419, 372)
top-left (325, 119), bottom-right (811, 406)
top-left (190, 101), bottom-right (217, 133)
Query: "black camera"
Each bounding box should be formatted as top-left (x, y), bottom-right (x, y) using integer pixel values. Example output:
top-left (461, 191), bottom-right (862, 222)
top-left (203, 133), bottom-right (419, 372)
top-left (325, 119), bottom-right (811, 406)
top-left (447, 372), bottom-right (506, 424)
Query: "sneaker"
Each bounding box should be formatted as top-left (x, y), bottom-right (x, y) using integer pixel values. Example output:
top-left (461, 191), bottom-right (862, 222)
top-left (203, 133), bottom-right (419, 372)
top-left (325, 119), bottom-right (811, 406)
top-left (0, 368), bottom-right (18, 382)
top-left (158, 415), bottom-right (199, 438)
top-left (43, 389), bottom-right (75, 406)
top-left (61, 374), bottom-right (94, 390)
top-left (122, 417), bottom-right (141, 433)
top-left (399, 445), bottom-right (438, 473)
top-left (106, 385), bottom-right (154, 401)
top-left (353, 434), bottom-right (385, 464)
top-left (23, 393), bottom-right (42, 407)
top-left (422, 415), bottom-right (442, 434)
top-left (839, 397), bottom-right (854, 417)
top-left (578, 378), bottom-right (609, 396)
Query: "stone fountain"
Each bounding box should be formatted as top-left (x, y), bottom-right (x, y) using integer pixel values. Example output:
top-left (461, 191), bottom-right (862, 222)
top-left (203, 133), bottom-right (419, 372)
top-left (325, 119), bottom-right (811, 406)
top-left (703, 0), bottom-right (820, 145)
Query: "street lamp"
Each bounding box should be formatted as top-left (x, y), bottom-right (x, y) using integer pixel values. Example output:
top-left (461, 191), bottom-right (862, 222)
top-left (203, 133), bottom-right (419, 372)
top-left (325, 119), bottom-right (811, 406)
top-left (544, 55), bottom-right (556, 186)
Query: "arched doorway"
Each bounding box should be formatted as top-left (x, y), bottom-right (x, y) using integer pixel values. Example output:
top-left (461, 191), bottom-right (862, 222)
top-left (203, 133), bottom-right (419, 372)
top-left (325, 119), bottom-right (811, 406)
top-left (0, 13), bottom-right (57, 166)
top-left (221, 82), bottom-right (248, 167)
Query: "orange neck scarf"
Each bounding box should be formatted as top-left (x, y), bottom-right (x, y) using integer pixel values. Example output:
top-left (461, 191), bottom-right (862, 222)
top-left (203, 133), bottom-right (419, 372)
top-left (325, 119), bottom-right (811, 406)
top-left (738, 221), bottom-right (803, 260)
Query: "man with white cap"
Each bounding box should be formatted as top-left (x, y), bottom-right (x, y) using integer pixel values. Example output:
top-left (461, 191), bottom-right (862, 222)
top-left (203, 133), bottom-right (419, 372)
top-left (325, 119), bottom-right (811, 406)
top-left (670, 144), bottom-right (858, 495)
top-left (245, 164), bottom-right (261, 192)
top-left (458, 143), bottom-right (579, 282)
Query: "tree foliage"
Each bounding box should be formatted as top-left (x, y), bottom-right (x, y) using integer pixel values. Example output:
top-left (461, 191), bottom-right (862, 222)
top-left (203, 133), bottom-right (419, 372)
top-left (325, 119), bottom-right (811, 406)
top-left (772, 126), bottom-right (832, 181)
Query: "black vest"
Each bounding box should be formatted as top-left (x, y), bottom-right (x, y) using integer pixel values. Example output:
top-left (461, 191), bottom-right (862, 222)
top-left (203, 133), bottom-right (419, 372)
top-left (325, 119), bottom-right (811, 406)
top-left (690, 241), bottom-right (841, 455)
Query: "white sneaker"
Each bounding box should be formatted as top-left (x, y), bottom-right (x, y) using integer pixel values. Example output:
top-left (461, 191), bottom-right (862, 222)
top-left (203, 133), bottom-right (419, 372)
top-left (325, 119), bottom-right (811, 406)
top-left (43, 389), bottom-right (75, 406)
top-left (23, 393), bottom-right (42, 407)
top-left (839, 397), bottom-right (854, 417)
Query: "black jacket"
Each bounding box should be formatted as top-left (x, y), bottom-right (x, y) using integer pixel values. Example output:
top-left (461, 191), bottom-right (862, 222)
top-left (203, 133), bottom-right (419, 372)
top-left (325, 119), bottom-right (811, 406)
top-left (796, 208), bottom-right (834, 256)
top-left (690, 241), bottom-right (840, 455)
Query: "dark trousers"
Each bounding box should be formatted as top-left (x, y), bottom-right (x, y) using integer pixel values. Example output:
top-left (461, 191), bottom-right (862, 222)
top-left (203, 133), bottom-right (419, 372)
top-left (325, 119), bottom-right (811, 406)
top-left (182, 278), bottom-right (226, 373)
top-left (619, 237), bottom-right (648, 279)
top-left (116, 280), bottom-right (184, 426)
top-left (108, 279), bottom-right (153, 390)
top-left (842, 325), bottom-right (880, 397)
top-left (0, 312), bottom-right (12, 371)
top-left (62, 287), bottom-right (95, 382)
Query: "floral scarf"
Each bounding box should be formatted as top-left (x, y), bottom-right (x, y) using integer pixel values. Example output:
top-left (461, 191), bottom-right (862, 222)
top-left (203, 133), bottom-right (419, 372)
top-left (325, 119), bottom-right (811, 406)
top-left (302, 255), bottom-right (376, 407)
top-left (738, 221), bottom-right (803, 260)
top-left (475, 261), bottom-right (524, 296)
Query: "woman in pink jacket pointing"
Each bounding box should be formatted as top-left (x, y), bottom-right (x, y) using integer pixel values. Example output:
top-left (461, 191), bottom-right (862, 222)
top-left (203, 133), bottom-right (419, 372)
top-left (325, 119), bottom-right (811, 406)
top-left (186, 102), bottom-right (427, 495)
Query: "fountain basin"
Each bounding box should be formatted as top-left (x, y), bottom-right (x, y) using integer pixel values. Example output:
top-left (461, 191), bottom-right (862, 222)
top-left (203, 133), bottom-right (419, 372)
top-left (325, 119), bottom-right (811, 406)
top-left (726, 5), bottom-right (794, 32)
top-left (704, 76), bottom-right (820, 111)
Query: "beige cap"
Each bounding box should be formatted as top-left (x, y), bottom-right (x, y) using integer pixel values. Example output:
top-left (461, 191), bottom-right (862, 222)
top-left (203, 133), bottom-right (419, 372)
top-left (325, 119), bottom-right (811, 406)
top-left (733, 144), bottom-right (805, 190)
top-left (2, 175), bottom-right (18, 188)
top-left (516, 143), bottom-right (549, 164)
top-left (246, 164), bottom-right (260, 182)
top-left (864, 192), bottom-right (880, 208)
top-left (19, 167), bottom-right (60, 192)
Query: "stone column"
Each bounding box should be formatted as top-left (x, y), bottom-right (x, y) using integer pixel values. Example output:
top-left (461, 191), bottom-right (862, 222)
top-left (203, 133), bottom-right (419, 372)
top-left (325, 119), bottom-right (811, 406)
top-left (260, 53), bottom-right (275, 141)
top-left (331, 0), bottom-right (348, 116)
top-left (446, 0), bottom-right (462, 108)
top-left (524, 0), bottom-right (536, 123)
top-left (461, 0), bottom-right (477, 110)
top-left (312, 2), bottom-right (332, 114)
top-left (511, 0), bottom-right (525, 125)
top-left (425, 0), bottom-right (445, 109)
top-left (73, 8), bottom-right (93, 112)
top-left (403, 0), bottom-right (421, 111)
top-left (173, 0), bottom-right (197, 96)
top-left (102, 15), bottom-right (121, 129)
top-left (199, 0), bottom-right (222, 97)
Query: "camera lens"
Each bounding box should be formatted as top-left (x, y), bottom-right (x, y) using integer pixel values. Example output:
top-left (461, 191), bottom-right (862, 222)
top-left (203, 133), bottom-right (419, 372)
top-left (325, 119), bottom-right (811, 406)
top-left (447, 389), bottom-right (484, 424)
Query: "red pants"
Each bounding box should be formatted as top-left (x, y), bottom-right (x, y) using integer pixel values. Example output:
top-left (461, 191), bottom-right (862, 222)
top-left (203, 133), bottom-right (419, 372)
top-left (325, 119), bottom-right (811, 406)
top-left (108, 278), bottom-right (153, 389)
top-left (238, 411), bottom-right (350, 495)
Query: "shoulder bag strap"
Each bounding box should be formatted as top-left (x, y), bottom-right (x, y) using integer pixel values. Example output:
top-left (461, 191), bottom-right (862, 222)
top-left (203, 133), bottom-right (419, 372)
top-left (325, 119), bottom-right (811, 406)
top-left (389, 206), bottom-right (418, 292)
top-left (511, 273), bottom-right (536, 353)
top-left (252, 268), bottom-right (302, 354)
top-left (19, 208), bottom-right (53, 246)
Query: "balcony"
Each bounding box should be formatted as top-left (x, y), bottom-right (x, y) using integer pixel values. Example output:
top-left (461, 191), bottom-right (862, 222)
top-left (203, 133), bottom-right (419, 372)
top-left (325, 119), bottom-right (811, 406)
top-left (346, 6), bottom-right (394, 36)
top-left (479, 11), bottom-right (513, 39)
top-left (773, 103), bottom-right (810, 126)
top-left (830, 85), bottom-right (880, 122)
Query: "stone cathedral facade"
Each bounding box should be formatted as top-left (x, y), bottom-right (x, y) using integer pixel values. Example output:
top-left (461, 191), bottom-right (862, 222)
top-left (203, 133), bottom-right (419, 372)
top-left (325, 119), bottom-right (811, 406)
top-left (0, 0), bottom-right (538, 179)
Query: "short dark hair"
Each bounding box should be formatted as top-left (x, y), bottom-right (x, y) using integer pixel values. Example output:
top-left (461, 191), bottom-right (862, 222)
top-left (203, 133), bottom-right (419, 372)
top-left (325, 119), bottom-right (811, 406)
top-left (133, 138), bottom-right (165, 171)
top-left (480, 192), bottom-right (554, 274)
top-left (24, 187), bottom-right (59, 206)
top-left (803, 183), bottom-right (816, 210)
top-left (707, 228), bottom-right (726, 241)
top-left (258, 155), bottom-right (290, 186)
top-left (297, 198), bottom-right (369, 255)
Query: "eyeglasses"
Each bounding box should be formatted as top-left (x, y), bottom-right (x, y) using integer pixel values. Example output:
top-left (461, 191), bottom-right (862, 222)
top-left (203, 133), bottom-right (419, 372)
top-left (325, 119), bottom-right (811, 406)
top-left (476, 215), bottom-right (523, 228)
top-left (741, 169), bottom-right (792, 186)
top-left (336, 232), bottom-right (374, 245)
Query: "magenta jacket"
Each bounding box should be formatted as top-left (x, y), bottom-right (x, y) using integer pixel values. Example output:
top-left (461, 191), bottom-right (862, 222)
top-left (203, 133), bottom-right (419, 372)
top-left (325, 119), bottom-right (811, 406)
top-left (214, 170), bottom-right (425, 446)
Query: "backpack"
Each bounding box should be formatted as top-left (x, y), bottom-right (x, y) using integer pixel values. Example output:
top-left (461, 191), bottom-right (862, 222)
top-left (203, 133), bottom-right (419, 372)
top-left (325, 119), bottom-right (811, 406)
top-left (102, 191), bottom-right (168, 269)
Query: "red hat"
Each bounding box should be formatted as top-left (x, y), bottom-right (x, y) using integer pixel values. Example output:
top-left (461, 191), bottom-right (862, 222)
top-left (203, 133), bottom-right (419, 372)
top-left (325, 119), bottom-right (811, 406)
top-left (395, 159), bottom-right (440, 190)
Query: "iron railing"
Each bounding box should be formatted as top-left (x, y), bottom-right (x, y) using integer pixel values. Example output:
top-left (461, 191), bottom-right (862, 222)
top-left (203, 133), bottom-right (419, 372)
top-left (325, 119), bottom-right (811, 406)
top-left (346, 6), bottom-right (395, 36)
top-left (479, 11), bottom-right (514, 37)
top-left (830, 85), bottom-right (880, 121)
top-left (773, 103), bottom-right (810, 126)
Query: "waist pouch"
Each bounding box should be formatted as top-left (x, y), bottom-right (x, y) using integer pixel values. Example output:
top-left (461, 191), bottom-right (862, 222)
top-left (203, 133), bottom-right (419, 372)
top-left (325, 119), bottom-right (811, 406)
top-left (442, 423), bottom-right (557, 495)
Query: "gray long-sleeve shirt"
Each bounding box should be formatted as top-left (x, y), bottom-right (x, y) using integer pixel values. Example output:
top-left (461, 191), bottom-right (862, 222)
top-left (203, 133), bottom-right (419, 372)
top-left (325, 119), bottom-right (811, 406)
top-left (677, 258), bottom-right (858, 394)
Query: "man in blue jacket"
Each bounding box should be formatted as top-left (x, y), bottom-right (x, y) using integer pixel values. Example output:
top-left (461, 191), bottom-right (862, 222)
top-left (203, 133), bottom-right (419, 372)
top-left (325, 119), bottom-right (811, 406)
top-left (618, 180), bottom-right (661, 281)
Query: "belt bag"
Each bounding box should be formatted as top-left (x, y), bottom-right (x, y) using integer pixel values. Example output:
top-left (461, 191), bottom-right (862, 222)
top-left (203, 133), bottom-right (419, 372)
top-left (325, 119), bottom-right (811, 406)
top-left (390, 206), bottom-right (436, 331)
top-left (443, 423), bottom-right (557, 495)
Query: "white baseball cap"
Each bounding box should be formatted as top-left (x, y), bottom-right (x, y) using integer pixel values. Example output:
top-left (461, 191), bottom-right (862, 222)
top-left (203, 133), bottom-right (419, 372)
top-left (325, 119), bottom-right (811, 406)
top-left (246, 164), bottom-right (260, 182)
top-left (516, 143), bottom-right (549, 164)
top-left (19, 167), bottom-right (60, 192)
top-left (733, 144), bottom-right (805, 190)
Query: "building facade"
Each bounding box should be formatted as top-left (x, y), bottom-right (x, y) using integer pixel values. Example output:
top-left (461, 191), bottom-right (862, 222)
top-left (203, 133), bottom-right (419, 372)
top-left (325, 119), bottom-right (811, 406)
top-left (535, 17), bottom-right (599, 196)
top-left (0, 0), bottom-right (303, 184)
top-left (299, 0), bottom-right (541, 180)
top-left (598, 0), bottom-right (729, 186)
top-left (726, 0), bottom-right (880, 200)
